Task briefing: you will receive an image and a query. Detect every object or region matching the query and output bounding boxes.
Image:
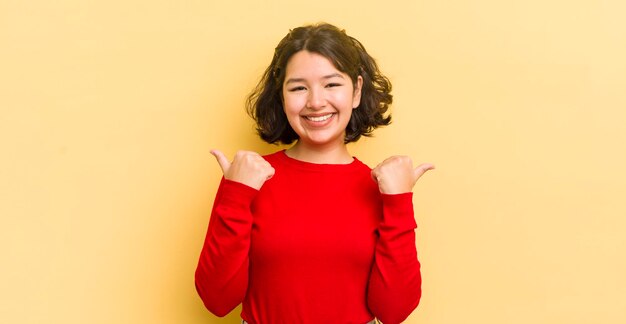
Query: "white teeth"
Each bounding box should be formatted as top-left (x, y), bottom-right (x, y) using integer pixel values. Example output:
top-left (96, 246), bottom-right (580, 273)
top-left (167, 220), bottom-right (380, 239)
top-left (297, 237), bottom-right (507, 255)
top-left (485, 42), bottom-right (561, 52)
top-left (306, 114), bottom-right (333, 122)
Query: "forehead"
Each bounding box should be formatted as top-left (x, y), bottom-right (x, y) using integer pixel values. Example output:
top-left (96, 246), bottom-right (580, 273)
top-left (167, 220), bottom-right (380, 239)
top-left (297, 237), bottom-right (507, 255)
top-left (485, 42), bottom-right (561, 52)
top-left (284, 50), bottom-right (342, 77)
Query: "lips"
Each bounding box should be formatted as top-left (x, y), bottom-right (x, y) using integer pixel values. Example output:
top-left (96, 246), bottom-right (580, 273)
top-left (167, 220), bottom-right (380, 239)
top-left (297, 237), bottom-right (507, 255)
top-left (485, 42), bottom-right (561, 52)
top-left (304, 113), bottom-right (335, 122)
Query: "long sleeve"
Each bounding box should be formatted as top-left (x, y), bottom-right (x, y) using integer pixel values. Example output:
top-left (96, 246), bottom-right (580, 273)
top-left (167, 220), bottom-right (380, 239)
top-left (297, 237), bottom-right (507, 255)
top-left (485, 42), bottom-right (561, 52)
top-left (195, 178), bottom-right (258, 317)
top-left (367, 192), bottom-right (422, 324)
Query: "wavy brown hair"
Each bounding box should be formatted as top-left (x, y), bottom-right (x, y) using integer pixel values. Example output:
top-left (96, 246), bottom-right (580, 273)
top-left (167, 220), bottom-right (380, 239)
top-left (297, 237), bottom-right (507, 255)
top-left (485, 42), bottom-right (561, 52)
top-left (246, 23), bottom-right (392, 144)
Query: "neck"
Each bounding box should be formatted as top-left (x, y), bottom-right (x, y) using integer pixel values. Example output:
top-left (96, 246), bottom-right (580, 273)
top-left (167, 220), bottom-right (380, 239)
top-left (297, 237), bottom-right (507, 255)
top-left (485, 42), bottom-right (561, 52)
top-left (285, 141), bottom-right (353, 164)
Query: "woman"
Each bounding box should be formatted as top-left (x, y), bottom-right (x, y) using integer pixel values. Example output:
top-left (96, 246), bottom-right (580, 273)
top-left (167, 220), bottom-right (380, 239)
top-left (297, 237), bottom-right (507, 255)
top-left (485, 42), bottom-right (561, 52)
top-left (195, 23), bottom-right (434, 324)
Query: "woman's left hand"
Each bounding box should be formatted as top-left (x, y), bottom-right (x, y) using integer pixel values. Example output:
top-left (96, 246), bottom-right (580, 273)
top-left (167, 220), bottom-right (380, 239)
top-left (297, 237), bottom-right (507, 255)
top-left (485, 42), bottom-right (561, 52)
top-left (371, 156), bottom-right (435, 194)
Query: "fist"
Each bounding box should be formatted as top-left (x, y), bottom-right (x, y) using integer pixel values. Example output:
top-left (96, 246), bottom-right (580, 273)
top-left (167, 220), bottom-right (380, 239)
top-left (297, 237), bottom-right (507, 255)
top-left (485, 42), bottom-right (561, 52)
top-left (371, 155), bottom-right (434, 194)
top-left (211, 149), bottom-right (275, 190)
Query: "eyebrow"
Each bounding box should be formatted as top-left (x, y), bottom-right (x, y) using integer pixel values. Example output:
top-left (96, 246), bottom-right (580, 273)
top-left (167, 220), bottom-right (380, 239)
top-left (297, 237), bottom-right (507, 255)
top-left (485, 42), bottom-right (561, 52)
top-left (284, 73), bottom-right (345, 85)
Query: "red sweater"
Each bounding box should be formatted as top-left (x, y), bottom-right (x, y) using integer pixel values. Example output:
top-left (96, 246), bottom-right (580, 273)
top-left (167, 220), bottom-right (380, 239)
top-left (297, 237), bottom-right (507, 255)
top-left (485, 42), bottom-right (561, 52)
top-left (195, 150), bottom-right (421, 324)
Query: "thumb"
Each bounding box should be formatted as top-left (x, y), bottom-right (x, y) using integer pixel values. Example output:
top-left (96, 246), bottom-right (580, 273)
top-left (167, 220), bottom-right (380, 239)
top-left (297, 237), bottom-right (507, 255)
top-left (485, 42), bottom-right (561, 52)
top-left (210, 149), bottom-right (231, 174)
top-left (413, 163), bottom-right (435, 180)
top-left (370, 168), bottom-right (380, 184)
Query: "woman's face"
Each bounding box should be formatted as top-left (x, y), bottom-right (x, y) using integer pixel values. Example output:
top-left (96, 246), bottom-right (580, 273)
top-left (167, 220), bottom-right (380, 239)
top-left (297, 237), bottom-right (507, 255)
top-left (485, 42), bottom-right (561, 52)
top-left (282, 50), bottom-right (362, 150)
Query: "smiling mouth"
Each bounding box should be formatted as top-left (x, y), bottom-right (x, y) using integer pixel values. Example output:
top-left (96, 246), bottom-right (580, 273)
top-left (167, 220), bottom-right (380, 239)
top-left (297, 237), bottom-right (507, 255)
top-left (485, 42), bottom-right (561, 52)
top-left (304, 113), bottom-right (334, 122)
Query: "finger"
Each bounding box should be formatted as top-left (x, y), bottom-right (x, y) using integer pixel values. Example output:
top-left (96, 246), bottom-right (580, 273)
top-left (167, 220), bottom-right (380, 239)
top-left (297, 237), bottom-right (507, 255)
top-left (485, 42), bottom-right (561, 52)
top-left (210, 149), bottom-right (231, 174)
top-left (266, 166), bottom-right (276, 180)
top-left (370, 169), bottom-right (379, 183)
top-left (413, 163), bottom-right (435, 180)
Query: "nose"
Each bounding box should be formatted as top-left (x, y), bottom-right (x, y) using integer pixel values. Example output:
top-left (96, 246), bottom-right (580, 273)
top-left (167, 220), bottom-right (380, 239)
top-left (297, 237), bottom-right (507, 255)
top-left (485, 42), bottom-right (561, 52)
top-left (306, 87), bottom-right (326, 110)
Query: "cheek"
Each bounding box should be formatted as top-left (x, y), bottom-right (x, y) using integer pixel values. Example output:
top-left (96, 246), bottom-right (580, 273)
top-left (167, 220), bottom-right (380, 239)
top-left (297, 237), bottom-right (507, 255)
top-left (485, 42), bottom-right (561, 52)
top-left (282, 94), bottom-right (305, 114)
top-left (329, 92), bottom-right (352, 108)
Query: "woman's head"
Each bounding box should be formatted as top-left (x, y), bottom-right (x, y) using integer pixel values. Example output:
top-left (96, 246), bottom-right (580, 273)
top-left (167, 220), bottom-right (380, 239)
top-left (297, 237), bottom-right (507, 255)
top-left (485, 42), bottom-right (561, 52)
top-left (246, 23), bottom-right (392, 144)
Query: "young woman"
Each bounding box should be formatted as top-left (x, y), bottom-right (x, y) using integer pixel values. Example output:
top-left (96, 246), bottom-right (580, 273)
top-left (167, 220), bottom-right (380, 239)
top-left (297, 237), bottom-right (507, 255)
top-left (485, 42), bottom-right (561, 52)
top-left (195, 23), bottom-right (434, 324)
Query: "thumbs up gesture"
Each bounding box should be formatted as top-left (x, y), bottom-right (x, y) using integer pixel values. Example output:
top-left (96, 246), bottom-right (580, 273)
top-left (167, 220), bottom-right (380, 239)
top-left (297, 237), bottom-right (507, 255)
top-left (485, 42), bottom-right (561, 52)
top-left (210, 149), bottom-right (275, 190)
top-left (371, 156), bottom-right (434, 194)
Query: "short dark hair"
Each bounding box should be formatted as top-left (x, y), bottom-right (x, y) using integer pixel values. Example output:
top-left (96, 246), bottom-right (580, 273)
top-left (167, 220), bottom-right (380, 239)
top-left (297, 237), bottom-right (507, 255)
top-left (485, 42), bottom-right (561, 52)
top-left (246, 23), bottom-right (392, 144)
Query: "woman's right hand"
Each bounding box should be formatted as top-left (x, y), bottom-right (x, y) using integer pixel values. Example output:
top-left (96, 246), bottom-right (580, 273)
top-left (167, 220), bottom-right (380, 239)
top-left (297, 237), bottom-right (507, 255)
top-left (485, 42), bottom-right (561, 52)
top-left (210, 149), bottom-right (275, 190)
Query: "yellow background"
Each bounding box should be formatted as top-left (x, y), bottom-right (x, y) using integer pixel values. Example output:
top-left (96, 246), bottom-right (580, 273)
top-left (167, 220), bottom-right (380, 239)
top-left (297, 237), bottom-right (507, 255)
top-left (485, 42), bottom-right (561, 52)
top-left (2, 0), bottom-right (625, 323)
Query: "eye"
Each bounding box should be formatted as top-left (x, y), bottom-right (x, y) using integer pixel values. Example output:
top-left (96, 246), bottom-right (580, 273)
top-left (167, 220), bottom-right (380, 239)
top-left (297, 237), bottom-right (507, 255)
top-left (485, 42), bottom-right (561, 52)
top-left (325, 83), bottom-right (342, 88)
top-left (288, 86), bottom-right (306, 92)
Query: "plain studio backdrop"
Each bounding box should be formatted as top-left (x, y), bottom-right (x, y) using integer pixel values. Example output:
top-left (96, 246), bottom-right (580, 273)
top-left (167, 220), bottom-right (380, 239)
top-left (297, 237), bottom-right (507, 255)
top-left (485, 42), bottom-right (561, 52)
top-left (1, 0), bottom-right (625, 323)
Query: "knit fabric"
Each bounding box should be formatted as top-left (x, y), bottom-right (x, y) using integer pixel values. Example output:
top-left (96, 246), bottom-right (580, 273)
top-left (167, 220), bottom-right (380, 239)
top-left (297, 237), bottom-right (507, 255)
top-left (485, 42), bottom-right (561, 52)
top-left (195, 150), bottom-right (421, 324)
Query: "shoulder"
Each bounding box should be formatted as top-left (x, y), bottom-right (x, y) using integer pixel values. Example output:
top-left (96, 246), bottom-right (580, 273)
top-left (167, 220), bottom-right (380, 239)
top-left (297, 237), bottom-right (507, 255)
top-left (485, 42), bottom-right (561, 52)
top-left (352, 157), bottom-right (373, 171)
top-left (352, 157), bottom-right (384, 191)
top-left (261, 150), bottom-right (286, 165)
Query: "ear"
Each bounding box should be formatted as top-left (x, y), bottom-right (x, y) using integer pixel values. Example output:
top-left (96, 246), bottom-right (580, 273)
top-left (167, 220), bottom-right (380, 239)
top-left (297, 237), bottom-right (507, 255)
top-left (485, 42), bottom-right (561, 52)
top-left (352, 75), bottom-right (363, 109)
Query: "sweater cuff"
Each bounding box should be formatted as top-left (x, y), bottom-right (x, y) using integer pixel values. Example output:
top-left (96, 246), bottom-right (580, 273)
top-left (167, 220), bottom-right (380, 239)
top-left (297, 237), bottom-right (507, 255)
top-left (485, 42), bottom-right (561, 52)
top-left (217, 177), bottom-right (259, 208)
top-left (380, 192), bottom-right (417, 229)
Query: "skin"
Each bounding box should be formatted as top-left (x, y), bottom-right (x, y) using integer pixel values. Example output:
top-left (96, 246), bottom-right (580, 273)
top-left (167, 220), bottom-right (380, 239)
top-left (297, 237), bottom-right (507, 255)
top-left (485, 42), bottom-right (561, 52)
top-left (281, 50), bottom-right (361, 164)
top-left (212, 50), bottom-right (434, 193)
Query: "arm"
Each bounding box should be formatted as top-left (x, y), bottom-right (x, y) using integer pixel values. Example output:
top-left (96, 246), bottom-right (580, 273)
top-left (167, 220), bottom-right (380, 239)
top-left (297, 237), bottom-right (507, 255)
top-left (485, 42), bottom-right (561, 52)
top-left (195, 178), bottom-right (257, 316)
top-left (367, 193), bottom-right (421, 324)
top-left (369, 155), bottom-right (434, 323)
top-left (195, 150), bottom-right (274, 316)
